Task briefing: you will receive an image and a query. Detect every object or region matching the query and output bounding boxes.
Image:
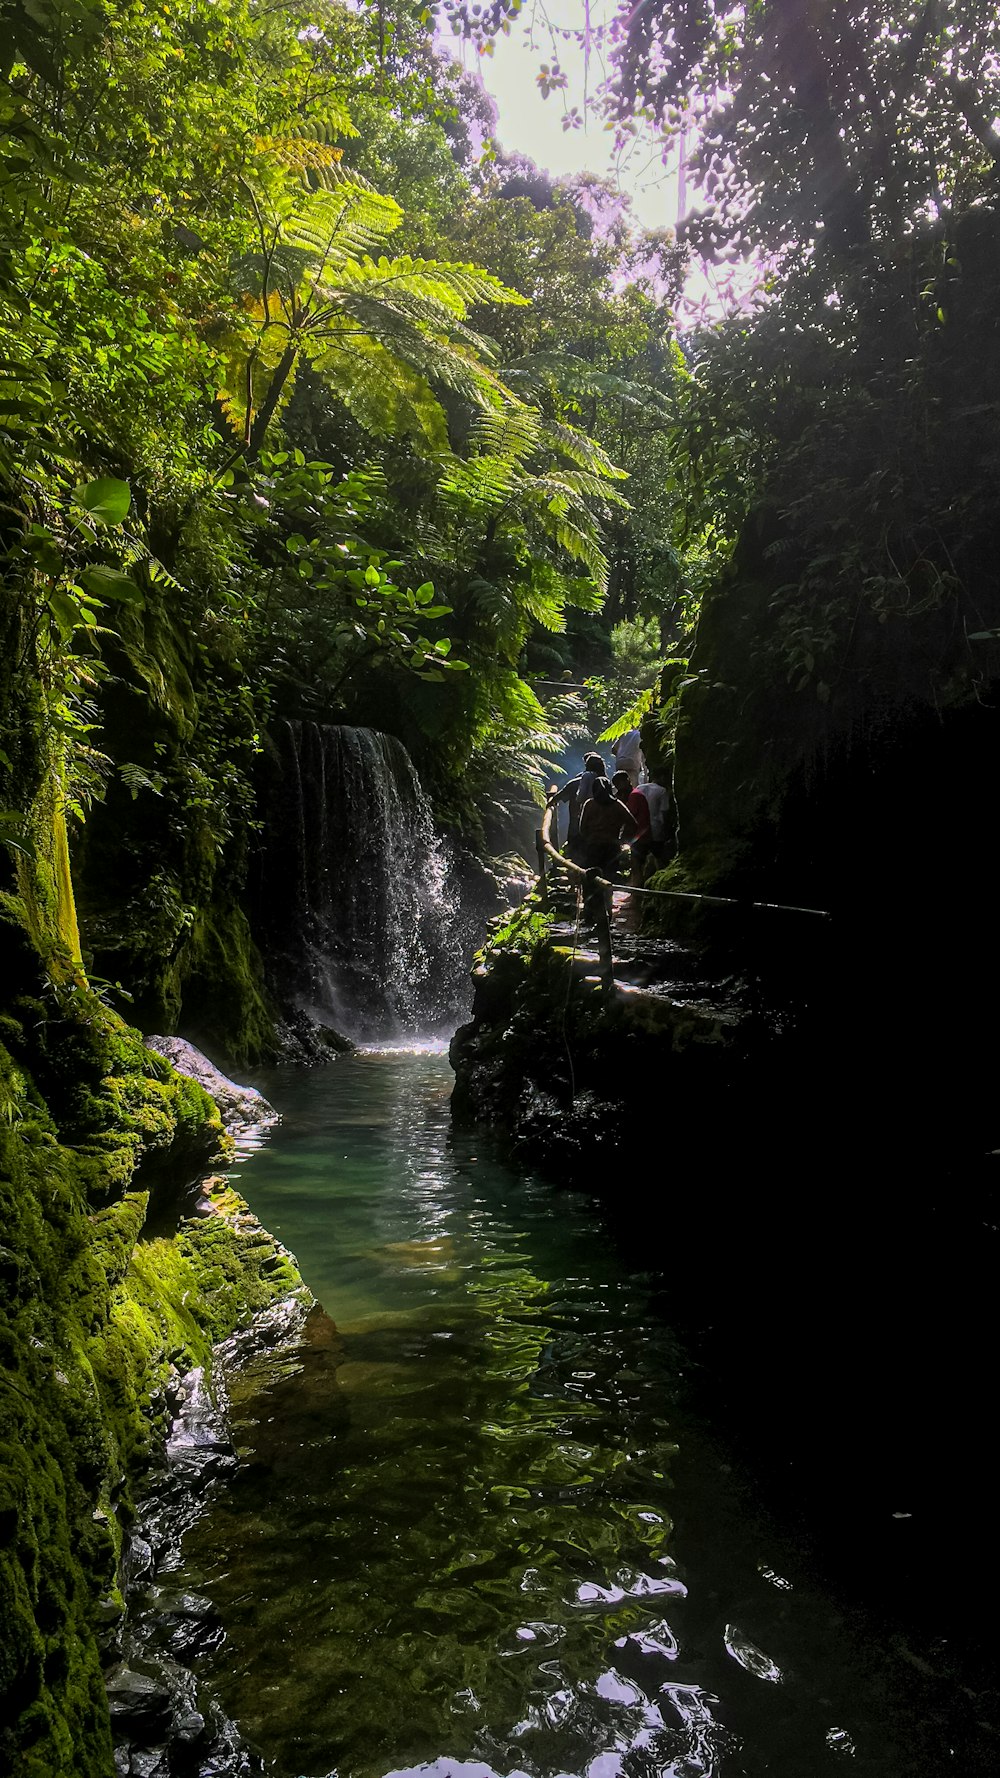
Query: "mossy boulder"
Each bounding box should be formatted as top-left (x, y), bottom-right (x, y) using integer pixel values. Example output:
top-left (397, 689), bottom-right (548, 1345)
top-left (0, 925), bottom-right (302, 1778)
top-left (0, 576), bottom-right (301, 1774)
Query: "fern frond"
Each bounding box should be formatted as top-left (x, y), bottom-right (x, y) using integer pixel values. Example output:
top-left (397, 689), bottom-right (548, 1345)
top-left (437, 455), bottom-right (519, 507)
top-left (468, 404), bottom-right (543, 461)
top-left (534, 505), bottom-right (609, 590)
top-left (598, 687), bottom-right (656, 743)
top-left (504, 352), bottom-right (677, 422)
top-left (562, 577), bottom-right (606, 614)
top-left (330, 254), bottom-right (526, 319)
top-left (257, 98), bottom-right (357, 146)
top-left (529, 470), bottom-right (631, 509)
top-left (545, 417), bottom-right (630, 481)
top-left (257, 136), bottom-right (344, 172)
top-left (282, 185), bottom-right (403, 264)
top-left (521, 581), bottom-right (567, 633)
top-left (314, 337), bottom-right (450, 449)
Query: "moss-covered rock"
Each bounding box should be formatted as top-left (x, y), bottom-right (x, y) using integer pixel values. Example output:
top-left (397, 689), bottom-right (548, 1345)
top-left (0, 864), bottom-right (302, 1776)
top-left (0, 1014), bottom-right (304, 1778)
top-left (0, 549), bottom-right (305, 1773)
top-left (450, 921), bottom-right (758, 1182)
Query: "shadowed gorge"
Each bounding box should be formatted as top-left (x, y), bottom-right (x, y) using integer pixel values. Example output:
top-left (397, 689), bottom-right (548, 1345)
top-left (3, 0), bottom-right (1000, 1772)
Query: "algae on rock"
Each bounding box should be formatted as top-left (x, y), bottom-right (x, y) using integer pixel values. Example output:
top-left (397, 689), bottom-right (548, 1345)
top-left (0, 772), bottom-right (303, 1777)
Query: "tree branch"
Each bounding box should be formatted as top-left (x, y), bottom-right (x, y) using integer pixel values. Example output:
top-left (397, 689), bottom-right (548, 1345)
top-left (943, 74), bottom-right (1000, 166)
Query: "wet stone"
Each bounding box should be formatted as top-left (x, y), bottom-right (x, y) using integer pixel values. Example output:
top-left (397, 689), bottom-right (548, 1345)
top-left (142, 1587), bottom-right (224, 1662)
top-left (110, 1318), bottom-right (304, 1778)
top-left (105, 1667), bottom-right (173, 1741)
top-left (144, 1036), bottom-right (278, 1139)
top-left (122, 1535), bottom-right (154, 1589)
top-left (173, 1705), bottom-right (207, 1743)
top-left (127, 1750), bottom-right (171, 1778)
top-left (167, 1446), bottom-right (237, 1486)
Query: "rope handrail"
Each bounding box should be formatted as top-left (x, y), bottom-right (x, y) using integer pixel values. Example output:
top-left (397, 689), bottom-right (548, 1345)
top-left (538, 799), bottom-right (831, 920)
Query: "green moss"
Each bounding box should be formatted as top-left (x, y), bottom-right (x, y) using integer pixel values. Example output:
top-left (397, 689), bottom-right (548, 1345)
top-left (162, 900), bottom-right (278, 1068)
top-left (68, 588), bottom-right (278, 1063)
top-left (0, 1008), bottom-right (305, 1778)
top-left (12, 760), bottom-right (83, 976)
top-left (0, 1073), bottom-right (122, 1778)
top-left (0, 575), bottom-right (297, 1770)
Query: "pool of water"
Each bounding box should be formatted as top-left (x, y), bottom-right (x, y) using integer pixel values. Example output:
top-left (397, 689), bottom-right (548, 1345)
top-left (172, 1047), bottom-right (990, 1778)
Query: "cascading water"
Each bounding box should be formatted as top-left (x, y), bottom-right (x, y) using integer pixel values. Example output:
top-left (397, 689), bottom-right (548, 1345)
top-left (258, 720), bottom-right (464, 1041)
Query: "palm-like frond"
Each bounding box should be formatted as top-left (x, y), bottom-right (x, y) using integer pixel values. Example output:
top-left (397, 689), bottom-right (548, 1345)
top-left (468, 405), bottom-right (544, 459)
top-left (544, 417), bottom-right (629, 481)
top-left (334, 255), bottom-right (527, 319)
top-left (281, 184), bottom-right (404, 267)
top-left (314, 337), bottom-right (451, 448)
top-left (504, 351), bottom-right (678, 424)
top-left (217, 175), bottom-right (527, 453)
top-left (255, 106), bottom-right (361, 191)
top-left (468, 681), bottom-right (589, 809)
top-left (437, 393), bottom-right (631, 594)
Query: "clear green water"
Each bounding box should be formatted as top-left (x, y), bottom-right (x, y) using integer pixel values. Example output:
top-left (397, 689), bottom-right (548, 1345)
top-left (174, 1048), bottom-right (964, 1778)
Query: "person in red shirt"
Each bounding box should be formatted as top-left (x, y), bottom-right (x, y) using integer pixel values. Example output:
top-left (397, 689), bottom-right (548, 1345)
top-left (612, 770), bottom-right (651, 886)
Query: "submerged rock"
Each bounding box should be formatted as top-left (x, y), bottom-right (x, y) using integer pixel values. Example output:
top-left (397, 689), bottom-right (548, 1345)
top-left (144, 1036), bottom-right (277, 1138)
top-left (108, 1295), bottom-right (313, 1778)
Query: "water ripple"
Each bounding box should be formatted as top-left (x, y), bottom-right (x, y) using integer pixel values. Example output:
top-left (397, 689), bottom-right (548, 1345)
top-left (173, 1052), bottom-right (965, 1778)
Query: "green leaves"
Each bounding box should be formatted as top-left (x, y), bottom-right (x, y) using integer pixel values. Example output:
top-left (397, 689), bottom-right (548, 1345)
top-left (0, 811), bottom-right (36, 860)
top-left (47, 588), bottom-right (94, 639)
top-left (74, 478), bottom-right (131, 526)
top-left (216, 168), bottom-right (528, 458)
top-left (0, 0), bottom-right (646, 860)
top-left (77, 566), bottom-right (142, 604)
top-left (248, 453), bottom-right (474, 697)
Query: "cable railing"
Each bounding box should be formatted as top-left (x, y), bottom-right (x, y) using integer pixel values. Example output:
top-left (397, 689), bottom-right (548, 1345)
top-left (534, 791), bottom-right (831, 1000)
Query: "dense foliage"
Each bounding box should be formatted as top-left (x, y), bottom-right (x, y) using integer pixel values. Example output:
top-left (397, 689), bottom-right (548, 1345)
top-left (603, 0), bottom-right (1000, 731)
top-left (441, 3), bottom-right (1000, 807)
top-left (4, 6), bottom-right (1000, 1770)
top-left (6, 0), bottom-right (999, 957)
top-left (1, 0), bottom-right (729, 1027)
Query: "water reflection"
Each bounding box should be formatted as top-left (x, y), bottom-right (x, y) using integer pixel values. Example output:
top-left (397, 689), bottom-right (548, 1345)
top-left (169, 1052), bottom-right (962, 1778)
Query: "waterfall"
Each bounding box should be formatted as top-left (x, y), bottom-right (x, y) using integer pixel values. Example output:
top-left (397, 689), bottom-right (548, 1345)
top-left (258, 721), bottom-right (463, 1041)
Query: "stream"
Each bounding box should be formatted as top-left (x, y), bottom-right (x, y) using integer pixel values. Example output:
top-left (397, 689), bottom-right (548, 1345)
top-left (169, 1045), bottom-right (991, 1778)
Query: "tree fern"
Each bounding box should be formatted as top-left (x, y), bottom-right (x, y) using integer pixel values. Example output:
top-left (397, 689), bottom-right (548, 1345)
top-left (437, 392), bottom-right (630, 595)
top-left (218, 169), bottom-right (527, 459)
top-left (504, 351), bottom-right (678, 424)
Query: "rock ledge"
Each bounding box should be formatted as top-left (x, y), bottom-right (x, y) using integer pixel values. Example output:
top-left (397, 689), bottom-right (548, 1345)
top-left (145, 1036), bottom-right (278, 1138)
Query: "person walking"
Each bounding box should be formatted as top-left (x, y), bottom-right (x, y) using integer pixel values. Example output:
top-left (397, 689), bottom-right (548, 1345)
top-left (612, 770), bottom-right (651, 885)
top-left (610, 726), bottom-right (644, 787)
top-left (548, 751), bottom-right (607, 862)
top-left (578, 776), bottom-right (638, 875)
top-left (640, 775), bottom-right (672, 864)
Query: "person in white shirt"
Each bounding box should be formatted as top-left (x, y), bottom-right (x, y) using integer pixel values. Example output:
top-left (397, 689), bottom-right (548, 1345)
top-left (610, 726), bottom-right (644, 787)
top-left (638, 777), bottom-right (672, 861)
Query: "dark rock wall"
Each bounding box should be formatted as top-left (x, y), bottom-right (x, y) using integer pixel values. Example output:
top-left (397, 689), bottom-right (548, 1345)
top-left (449, 916), bottom-right (1000, 1650)
top-left (69, 589), bottom-right (275, 1067)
